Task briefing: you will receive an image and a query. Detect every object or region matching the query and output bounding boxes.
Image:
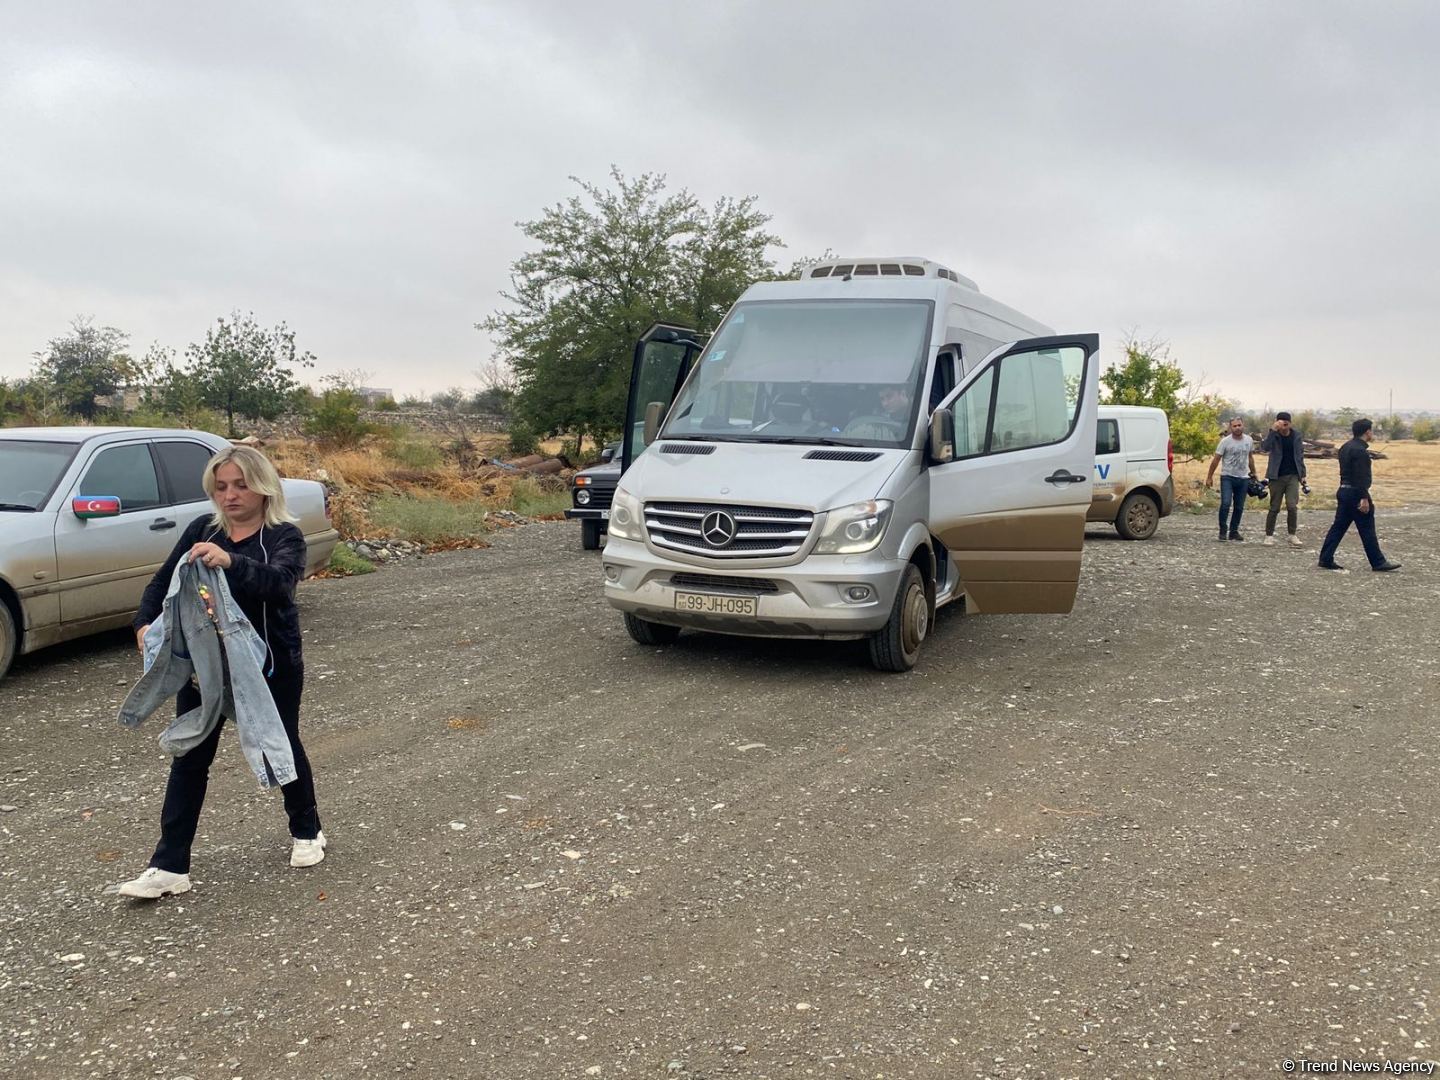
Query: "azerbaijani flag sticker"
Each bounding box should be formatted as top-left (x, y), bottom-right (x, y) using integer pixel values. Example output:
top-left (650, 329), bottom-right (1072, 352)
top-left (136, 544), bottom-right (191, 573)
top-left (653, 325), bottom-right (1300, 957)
top-left (72, 496), bottom-right (121, 519)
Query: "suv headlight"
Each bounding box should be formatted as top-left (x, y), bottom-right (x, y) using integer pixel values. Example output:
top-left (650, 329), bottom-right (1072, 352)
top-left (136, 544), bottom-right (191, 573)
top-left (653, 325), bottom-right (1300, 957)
top-left (608, 487), bottom-right (644, 540)
top-left (813, 500), bottom-right (893, 554)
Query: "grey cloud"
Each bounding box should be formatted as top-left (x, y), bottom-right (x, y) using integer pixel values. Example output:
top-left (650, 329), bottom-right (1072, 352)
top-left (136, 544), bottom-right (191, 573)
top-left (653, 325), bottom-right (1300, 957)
top-left (2, 0), bottom-right (1437, 409)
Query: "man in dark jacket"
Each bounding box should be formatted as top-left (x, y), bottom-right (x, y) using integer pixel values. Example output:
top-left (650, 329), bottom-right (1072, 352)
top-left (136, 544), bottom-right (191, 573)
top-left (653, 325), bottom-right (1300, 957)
top-left (1317, 418), bottom-right (1401, 573)
top-left (1260, 411), bottom-right (1308, 547)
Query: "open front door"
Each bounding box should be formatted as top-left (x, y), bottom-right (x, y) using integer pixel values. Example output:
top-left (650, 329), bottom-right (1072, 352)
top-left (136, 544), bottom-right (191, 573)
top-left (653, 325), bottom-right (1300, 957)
top-left (928, 334), bottom-right (1100, 614)
top-left (621, 323), bottom-right (706, 472)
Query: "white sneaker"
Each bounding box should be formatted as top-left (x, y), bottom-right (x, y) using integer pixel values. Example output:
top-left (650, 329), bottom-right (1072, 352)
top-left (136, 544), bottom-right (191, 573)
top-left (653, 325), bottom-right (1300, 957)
top-left (1288, 534), bottom-right (1304, 547)
top-left (1262, 535), bottom-right (1277, 546)
top-left (117, 867), bottom-right (192, 899)
top-left (290, 830), bottom-right (327, 868)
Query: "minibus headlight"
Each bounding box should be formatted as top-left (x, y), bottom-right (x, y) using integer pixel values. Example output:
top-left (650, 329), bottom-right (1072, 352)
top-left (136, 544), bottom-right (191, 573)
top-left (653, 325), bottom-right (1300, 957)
top-left (814, 500), bottom-right (893, 554)
top-left (608, 487), bottom-right (644, 540)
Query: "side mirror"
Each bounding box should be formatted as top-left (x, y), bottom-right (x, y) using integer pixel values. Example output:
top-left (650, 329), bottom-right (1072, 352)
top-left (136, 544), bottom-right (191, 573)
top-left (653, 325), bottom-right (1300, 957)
top-left (599, 446), bottom-right (614, 463)
top-left (928, 409), bottom-right (955, 464)
top-left (643, 401), bottom-right (665, 446)
top-left (73, 495), bottom-right (122, 519)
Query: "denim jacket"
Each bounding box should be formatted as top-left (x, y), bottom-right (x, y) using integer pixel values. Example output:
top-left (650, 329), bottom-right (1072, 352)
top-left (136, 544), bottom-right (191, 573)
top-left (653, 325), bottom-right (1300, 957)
top-left (119, 557), bottom-right (297, 788)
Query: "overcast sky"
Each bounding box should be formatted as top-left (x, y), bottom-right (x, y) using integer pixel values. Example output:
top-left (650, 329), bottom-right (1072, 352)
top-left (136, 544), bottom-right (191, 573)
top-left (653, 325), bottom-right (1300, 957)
top-left (3, 1), bottom-right (1437, 411)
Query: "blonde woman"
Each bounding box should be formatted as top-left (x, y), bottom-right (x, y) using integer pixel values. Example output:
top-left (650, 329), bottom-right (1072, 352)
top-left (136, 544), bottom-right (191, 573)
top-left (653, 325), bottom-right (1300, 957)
top-left (119, 446), bottom-right (325, 899)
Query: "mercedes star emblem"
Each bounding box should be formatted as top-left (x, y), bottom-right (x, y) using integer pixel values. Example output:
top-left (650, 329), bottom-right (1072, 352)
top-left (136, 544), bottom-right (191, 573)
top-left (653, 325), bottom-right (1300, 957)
top-left (700, 510), bottom-right (738, 548)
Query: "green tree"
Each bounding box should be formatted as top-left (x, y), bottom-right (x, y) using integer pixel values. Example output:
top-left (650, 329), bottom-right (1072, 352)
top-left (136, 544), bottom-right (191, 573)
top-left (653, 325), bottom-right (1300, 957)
top-left (0, 377), bottom-right (59, 425)
top-left (1099, 335), bottom-right (1227, 460)
top-left (478, 168), bottom-right (781, 451)
top-left (31, 317), bottom-right (145, 421)
top-left (1100, 336), bottom-right (1186, 411)
top-left (1379, 414), bottom-right (1409, 440)
top-left (1290, 409), bottom-right (1325, 439)
top-left (1413, 418), bottom-right (1437, 443)
top-left (181, 311), bottom-right (315, 436)
top-left (1333, 406), bottom-right (1362, 430)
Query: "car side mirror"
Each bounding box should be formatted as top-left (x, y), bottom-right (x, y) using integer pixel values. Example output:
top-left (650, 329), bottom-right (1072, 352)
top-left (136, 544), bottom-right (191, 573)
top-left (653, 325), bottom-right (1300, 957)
top-left (643, 401), bottom-right (665, 446)
top-left (928, 409), bottom-right (955, 464)
top-left (600, 447), bottom-right (614, 463)
top-left (73, 496), bottom-right (122, 519)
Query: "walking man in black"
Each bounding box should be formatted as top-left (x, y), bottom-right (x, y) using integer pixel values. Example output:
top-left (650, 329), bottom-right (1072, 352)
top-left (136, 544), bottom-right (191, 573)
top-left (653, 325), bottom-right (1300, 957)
top-left (1317, 418), bottom-right (1401, 573)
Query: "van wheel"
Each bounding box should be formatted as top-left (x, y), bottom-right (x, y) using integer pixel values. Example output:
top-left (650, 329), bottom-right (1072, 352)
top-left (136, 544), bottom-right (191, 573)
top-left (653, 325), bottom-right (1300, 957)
top-left (581, 520), bottom-right (603, 550)
top-left (869, 564), bottom-right (928, 672)
top-left (0, 602), bottom-right (16, 682)
top-left (1115, 492), bottom-right (1160, 540)
top-left (624, 613), bottom-right (682, 646)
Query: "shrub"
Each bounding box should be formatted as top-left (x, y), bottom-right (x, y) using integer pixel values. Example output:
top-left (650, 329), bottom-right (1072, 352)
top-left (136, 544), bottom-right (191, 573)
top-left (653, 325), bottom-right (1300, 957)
top-left (506, 420), bottom-right (538, 457)
top-left (506, 475), bottom-right (571, 518)
top-left (1413, 419), bottom-right (1437, 443)
top-left (305, 389), bottom-right (373, 447)
top-left (387, 438), bottom-right (443, 469)
top-left (327, 546), bottom-right (376, 575)
top-left (369, 494), bottom-right (492, 543)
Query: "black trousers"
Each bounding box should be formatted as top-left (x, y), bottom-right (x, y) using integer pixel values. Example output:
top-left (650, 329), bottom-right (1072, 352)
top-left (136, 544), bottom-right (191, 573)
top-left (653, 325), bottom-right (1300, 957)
top-left (150, 669), bottom-right (321, 874)
top-left (1319, 488), bottom-right (1386, 569)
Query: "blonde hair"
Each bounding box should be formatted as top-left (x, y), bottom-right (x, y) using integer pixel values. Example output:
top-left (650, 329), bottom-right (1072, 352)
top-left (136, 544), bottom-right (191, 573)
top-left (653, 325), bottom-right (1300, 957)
top-left (202, 445), bottom-right (298, 534)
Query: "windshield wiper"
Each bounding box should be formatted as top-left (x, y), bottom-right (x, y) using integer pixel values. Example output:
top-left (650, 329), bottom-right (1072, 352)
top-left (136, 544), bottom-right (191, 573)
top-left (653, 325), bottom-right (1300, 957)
top-left (656, 434), bottom-right (719, 441)
top-left (0, 503), bottom-right (38, 512)
top-left (752, 436), bottom-right (869, 447)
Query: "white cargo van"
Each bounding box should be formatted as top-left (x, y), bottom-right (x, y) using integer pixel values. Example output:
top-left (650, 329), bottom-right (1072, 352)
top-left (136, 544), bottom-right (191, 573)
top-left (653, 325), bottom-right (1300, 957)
top-left (601, 256), bottom-right (1099, 671)
top-left (1089, 404), bottom-right (1175, 539)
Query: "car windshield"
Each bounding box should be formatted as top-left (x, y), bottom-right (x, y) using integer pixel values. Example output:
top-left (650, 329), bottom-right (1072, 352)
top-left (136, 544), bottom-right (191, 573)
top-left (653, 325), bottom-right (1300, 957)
top-left (662, 299), bottom-right (933, 448)
top-left (0, 441), bottom-right (79, 510)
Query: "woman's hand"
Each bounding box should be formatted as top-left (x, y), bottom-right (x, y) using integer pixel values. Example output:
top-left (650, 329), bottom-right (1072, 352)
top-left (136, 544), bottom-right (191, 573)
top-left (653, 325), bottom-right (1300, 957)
top-left (188, 542), bottom-right (232, 569)
top-left (135, 624), bottom-right (149, 653)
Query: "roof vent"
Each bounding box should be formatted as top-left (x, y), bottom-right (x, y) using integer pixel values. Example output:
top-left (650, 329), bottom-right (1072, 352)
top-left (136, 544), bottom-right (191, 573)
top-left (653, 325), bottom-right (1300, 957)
top-left (801, 257), bottom-right (975, 289)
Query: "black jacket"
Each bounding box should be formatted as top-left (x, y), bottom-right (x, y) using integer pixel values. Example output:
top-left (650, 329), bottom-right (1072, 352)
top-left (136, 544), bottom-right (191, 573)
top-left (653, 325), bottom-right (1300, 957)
top-left (1337, 437), bottom-right (1373, 499)
top-left (135, 517), bottom-right (307, 675)
top-left (1259, 428), bottom-right (1307, 481)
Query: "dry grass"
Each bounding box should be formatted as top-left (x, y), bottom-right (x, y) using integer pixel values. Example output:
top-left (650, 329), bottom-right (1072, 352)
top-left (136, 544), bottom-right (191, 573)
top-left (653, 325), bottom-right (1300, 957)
top-left (265, 432), bottom-right (573, 541)
top-left (1173, 440), bottom-right (1440, 510)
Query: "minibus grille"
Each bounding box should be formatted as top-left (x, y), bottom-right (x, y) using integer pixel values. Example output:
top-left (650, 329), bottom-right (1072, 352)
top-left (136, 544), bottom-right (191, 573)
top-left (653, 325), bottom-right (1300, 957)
top-left (644, 502), bottom-right (813, 559)
top-left (670, 573), bottom-right (780, 594)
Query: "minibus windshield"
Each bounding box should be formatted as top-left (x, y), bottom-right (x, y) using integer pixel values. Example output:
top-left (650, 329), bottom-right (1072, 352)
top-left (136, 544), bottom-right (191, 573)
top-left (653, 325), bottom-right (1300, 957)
top-left (662, 299), bottom-right (932, 448)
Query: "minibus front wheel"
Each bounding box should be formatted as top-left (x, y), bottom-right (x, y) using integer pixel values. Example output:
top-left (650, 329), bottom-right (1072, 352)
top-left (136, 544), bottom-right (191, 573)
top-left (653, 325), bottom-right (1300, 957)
top-left (624, 612), bottom-right (682, 647)
top-left (868, 563), bottom-right (928, 672)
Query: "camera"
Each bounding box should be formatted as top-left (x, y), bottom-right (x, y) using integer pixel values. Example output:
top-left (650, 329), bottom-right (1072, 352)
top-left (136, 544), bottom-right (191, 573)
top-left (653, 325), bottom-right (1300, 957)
top-left (1301, 480), bottom-right (1311, 495)
top-left (1247, 477), bottom-right (1268, 499)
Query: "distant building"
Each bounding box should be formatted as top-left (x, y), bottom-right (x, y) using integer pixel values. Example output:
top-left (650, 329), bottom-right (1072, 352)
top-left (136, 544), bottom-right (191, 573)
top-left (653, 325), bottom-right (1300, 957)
top-left (356, 386), bottom-right (394, 406)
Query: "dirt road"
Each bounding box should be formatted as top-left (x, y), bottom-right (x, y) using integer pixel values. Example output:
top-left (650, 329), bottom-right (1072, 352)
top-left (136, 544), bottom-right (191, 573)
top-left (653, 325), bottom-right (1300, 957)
top-left (2, 509), bottom-right (1437, 1079)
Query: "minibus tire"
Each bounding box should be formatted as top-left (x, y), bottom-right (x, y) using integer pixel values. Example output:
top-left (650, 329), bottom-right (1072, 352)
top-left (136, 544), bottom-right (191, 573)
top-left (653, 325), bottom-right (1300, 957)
top-left (624, 612), bottom-right (682, 646)
top-left (1115, 492), bottom-right (1160, 540)
top-left (581, 520), bottom-right (603, 550)
top-left (868, 564), bottom-right (927, 672)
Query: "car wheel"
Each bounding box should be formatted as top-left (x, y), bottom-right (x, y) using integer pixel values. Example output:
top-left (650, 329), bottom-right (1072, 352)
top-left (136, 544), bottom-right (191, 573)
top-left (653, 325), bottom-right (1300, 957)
top-left (624, 613), bottom-right (682, 646)
top-left (0, 602), bottom-right (16, 682)
top-left (581, 520), bottom-right (603, 550)
top-left (1115, 492), bottom-right (1160, 540)
top-left (868, 563), bottom-right (928, 672)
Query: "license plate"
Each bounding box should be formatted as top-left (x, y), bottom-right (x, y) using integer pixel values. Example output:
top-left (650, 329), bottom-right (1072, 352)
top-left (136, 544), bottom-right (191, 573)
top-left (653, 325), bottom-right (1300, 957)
top-left (673, 591), bottom-right (758, 617)
top-left (599, 510), bottom-right (610, 520)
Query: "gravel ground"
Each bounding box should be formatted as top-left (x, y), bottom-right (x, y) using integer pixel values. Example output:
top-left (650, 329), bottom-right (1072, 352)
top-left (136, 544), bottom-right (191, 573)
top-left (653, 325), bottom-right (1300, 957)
top-left (1, 507), bottom-right (1436, 1079)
